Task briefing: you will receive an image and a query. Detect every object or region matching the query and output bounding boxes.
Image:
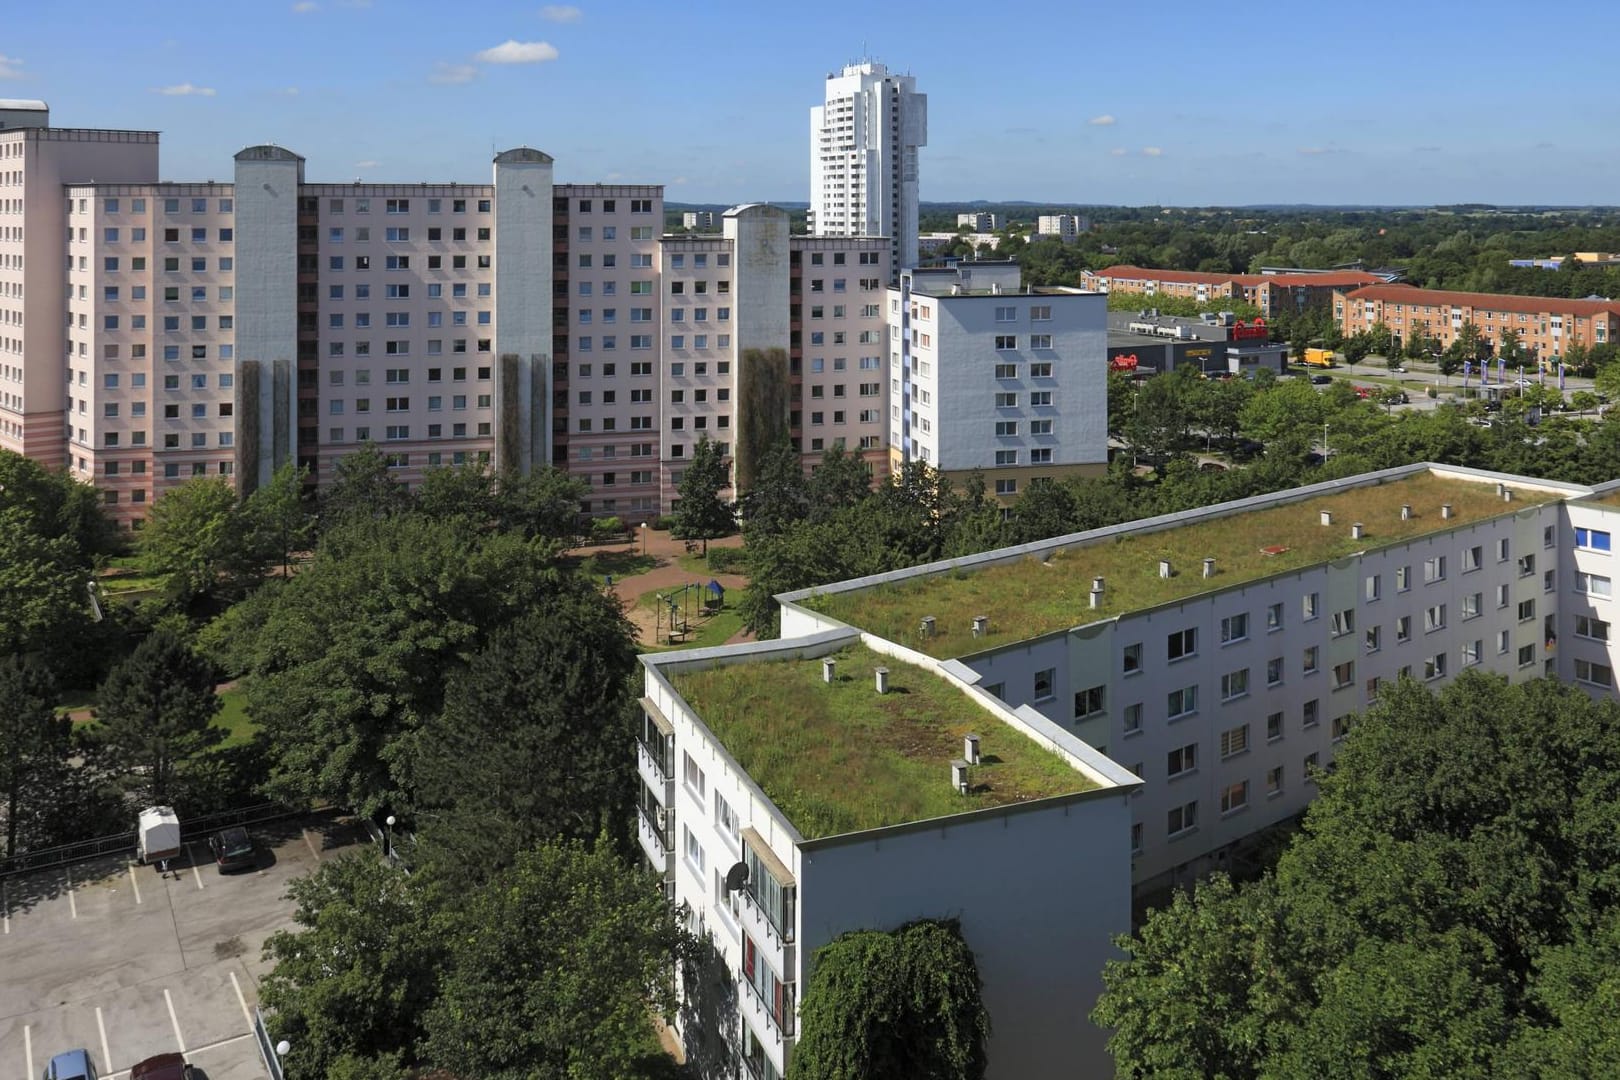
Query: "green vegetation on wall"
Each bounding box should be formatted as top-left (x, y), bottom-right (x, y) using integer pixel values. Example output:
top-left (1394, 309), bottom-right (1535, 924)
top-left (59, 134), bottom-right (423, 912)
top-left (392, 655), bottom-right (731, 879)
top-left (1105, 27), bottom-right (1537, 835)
top-left (735, 346), bottom-right (790, 491)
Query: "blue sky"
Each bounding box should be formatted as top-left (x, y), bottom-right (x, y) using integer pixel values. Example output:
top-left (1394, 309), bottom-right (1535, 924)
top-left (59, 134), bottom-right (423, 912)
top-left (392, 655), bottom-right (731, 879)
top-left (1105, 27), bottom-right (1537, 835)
top-left (6, 0), bottom-right (1617, 206)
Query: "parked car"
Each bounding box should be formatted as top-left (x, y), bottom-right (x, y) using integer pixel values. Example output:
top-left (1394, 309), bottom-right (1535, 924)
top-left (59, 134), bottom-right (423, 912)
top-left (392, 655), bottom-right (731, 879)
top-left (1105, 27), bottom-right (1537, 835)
top-left (130, 1056), bottom-right (192, 1080)
top-left (207, 826), bottom-right (256, 872)
top-left (43, 1050), bottom-right (97, 1080)
top-left (1389, 365), bottom-right (1408, 373)
top-left (1310, 374), bottom-right (1333, 385)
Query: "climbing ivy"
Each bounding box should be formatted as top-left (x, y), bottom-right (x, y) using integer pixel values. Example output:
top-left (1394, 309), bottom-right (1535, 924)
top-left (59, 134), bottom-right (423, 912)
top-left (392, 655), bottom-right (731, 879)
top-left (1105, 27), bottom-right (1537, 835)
top-left (790, 918), bottom-right (989, 1080)
top-left (735, 347), bottom-right (790, 492)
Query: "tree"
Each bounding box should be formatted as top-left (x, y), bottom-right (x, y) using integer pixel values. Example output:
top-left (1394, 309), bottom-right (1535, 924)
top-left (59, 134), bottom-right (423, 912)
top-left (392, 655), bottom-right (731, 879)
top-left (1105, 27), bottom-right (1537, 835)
top-left (806, 444), bottom-right (874, 520)
top-left (238, 462), bottom-right (313, 574)
top-left (411, 600), bottom-right (638, 882)
top-left (792, 918), bottom-right (990, 1080)
top-left (260, 851), bottom-right (445, 1079)
top-left (141, 477), bottom-right (245, 604)
top-left (0, 449), bottom-right (119, 560)
top-left (320, 443), bottom-right (411, 525)
top-left (494, 466), bottom-right (589, 542)
top-left (673, 434), bottom-right (733, 555)
top-left (94, 628), bottom-right (223, 806)
top-left (243, 514), bottom-right (572, 815)
top-left (0, 657), bottom-right (69, 858)
top-left (738, 440), bottom-right (810, 539)
top-left (1095, 673), bottom-right (1620, 1078)
top-left (0, 506), bottom-right (89, 660)
top-left (423, 840), bottom-right (686, 1080)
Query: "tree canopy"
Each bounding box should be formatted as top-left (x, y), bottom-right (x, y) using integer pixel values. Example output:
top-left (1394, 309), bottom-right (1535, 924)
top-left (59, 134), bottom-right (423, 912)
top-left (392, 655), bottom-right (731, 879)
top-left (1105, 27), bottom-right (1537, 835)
top-left (94, 627), bottom-right (223, 806)
top-left (1093, 672), bottom-right (1620, 1078)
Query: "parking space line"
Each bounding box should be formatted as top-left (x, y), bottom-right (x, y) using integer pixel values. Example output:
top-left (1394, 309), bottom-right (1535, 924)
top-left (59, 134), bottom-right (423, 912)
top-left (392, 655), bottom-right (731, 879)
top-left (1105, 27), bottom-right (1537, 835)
top-left (186, 842), bottom-right (205, 890)
top-left (303, 828), bottom-right (322, 861)
top-left (3, 877), bottom-right (9, 933)
top-left (96, 1005), bottom-right (111, 1072)
top-left (165, 986), bottom-right (187, 1053)
top-left (24, 1021), bottom-right (33, 1080)
top-left (128, 859), bottom-right (143, 904)
top-left (230, 970), bottom-right (255, 1028)
top-left (68, 869), bottom-right (78, 919)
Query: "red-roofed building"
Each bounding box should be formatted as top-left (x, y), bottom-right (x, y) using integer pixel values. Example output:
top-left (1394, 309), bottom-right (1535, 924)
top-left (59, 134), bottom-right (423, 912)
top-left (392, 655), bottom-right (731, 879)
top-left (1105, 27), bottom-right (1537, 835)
top-left (1334, 285), bottom-right (1620, 360)
top-left (1081, 265), bottom-right (1384, 318)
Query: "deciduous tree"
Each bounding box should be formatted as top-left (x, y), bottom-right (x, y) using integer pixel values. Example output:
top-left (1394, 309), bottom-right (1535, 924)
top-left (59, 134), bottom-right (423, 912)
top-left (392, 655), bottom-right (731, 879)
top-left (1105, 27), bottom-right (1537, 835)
top-left (0, 657), bottom-right (68, 858)
top-left (95, 628), bottom-right (223, 805)
top-left (673, 434), bottom-right (734, 555)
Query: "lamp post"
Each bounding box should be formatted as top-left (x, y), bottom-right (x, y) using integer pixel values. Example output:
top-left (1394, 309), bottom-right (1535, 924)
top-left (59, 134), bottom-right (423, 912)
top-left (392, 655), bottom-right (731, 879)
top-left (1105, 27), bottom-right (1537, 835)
top-left (640, 522), bottom-right (649, 557)
top-left (384, 815), bottom-right (395, 859)
top-left (275, 1040), bottom-right (290, 1080)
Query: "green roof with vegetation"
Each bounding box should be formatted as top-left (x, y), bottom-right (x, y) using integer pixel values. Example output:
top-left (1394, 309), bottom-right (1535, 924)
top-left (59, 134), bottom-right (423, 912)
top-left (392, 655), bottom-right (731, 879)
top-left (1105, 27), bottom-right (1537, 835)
top-left (805, 473), bottom-right (1556, 659)
top-left (669, 643), bottom-right (1096, 839)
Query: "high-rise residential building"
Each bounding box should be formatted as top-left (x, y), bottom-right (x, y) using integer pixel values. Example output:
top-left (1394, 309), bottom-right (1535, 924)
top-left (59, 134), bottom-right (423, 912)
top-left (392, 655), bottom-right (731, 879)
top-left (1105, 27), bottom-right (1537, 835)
top-left (1035, 213), bottom-right (1086, 242)
top-left (889, 263), bottom-right (1107, 500)
top-left (809, 61), bottom-right (927, 277)
top-left (956, 211), bottom-right (998, 231)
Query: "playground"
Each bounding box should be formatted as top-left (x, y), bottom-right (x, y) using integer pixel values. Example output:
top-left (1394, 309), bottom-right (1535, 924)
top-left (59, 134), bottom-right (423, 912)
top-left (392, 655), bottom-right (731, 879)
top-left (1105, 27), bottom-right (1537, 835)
top-left (571, 529), bottom-right (752, 651)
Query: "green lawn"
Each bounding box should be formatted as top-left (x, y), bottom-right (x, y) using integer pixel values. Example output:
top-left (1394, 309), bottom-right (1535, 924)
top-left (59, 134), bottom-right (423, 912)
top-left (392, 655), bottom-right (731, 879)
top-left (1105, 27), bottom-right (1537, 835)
top-left (573, 549), bottom-right (658, 581)
top-left (808, 472), bottom-right (1556, 658)
top-left (213, 686), bottom-right (256, 747)
top-left (641, 607), bottom-right (745, 653)
top-left (671, 643), bottom-right (1095, 839)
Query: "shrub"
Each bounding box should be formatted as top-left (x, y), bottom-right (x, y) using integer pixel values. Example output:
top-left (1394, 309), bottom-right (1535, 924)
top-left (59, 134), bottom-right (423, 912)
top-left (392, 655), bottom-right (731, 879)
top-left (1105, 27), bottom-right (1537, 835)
top-left (706, 547), bottom-right (748, 574)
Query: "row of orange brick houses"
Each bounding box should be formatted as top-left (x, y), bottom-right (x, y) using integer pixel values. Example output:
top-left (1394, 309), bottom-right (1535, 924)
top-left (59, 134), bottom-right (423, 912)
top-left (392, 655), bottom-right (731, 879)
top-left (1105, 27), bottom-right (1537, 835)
top-left (1081, 265), bottom-right (1620, 360)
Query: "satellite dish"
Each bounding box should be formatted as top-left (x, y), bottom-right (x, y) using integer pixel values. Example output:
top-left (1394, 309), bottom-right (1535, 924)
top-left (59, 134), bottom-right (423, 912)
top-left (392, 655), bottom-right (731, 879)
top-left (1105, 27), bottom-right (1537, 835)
top-left (724, 861), bottom-right (749, 892)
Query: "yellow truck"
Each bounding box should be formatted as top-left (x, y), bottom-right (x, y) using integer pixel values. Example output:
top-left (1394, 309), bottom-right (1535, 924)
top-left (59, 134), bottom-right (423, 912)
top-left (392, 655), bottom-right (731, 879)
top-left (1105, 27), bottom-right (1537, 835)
top-left (1302, 347), bottom-right (1336, 368)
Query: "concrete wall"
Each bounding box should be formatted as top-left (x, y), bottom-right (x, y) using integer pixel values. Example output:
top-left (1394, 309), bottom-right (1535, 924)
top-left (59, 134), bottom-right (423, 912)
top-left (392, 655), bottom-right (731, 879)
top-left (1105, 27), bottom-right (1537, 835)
top-left (493, 149), bottom-right (553, 473)
top-left (233, 146), bottom-right (302, 490)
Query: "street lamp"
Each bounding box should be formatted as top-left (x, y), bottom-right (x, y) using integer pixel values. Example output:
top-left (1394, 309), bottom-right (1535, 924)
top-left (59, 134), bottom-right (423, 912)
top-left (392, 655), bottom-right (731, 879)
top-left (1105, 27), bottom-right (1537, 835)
top-left (275, 1040), bottom-right (290, 1079)
top-left (384, 815), bottom-right (395, 859)
top-left (640, 522), bottom-right (649, 557)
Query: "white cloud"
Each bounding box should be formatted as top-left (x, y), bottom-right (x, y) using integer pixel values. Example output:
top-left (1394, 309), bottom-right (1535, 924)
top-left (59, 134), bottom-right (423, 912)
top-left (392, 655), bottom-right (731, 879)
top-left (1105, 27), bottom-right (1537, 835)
top-left (429, 62), bottom-right (478, 85)
top-left (1108, 148), bottom-right (1128, 157)
top-left (1087, 114), bottom-right (1116, 126)
top-left (605, 171), bottom-right (623, 180)
top-left (476, 40), bottom-right (560, 64)
top-left (354, 160), bottom-right (380, 169)
top-left (672, 176), bottom-right (688, 185)
top-left (1141, 146), bottom-right (1163, 157)
top-left (540, 4), bottom-right (582, 21)
top-left (279, 86), bottom-right (301, 96)
top-left (291, 1), bottom-right (317, 11)
top-left (153, 83), bottom-right (217, 97)
top-left (0, 55), bottom-right (22, 80)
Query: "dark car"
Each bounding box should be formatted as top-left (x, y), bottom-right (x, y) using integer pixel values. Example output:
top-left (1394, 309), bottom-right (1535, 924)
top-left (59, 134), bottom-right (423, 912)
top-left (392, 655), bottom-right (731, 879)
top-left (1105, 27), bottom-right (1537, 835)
top-left (208, 826), bottom-right (255, 872)
top-left (130, 1055), bottom-right (193, 1080)
top-left (1310, 374), bottom-right (1333, 385)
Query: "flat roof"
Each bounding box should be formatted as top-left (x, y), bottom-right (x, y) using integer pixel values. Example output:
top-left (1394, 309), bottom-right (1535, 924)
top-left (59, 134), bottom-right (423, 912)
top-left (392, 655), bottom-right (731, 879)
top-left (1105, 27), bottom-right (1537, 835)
top-left (668, 642), bottom-right (1097, 839)
top-left (802, 472), bottom-right (1560, 659)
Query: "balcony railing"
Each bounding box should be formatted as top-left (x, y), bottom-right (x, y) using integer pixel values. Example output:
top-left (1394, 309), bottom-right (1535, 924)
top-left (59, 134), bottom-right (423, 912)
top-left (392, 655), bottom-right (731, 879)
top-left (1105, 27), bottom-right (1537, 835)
top-left (740, 966), bottom-right (797, 1039)
top-left (637, 739), bottom-right (670, 795)
top-left (637, 803), bottom-right (669, 868)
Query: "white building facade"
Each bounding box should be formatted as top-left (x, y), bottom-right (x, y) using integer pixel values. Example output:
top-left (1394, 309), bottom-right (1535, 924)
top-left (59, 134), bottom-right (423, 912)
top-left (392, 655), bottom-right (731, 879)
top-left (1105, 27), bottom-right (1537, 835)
top-left (809, 62), bottom-right (927, 277)
top-left (888, 264), bottom-right (1108, 499)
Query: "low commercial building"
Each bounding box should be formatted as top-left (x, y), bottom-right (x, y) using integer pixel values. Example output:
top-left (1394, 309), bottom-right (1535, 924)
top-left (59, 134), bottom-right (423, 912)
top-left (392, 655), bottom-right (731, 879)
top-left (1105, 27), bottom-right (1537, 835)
top-left (646, 460), bottom-right (1620, 1077)
top-left (1508, 252), bottom-right (1620, 270)
top-left (1106, 310), bottom-right (1287, 377)
top-left (887, 263), bottom-right (1108, 500)
top-left (1334, 285), bottom-right (1620, 361)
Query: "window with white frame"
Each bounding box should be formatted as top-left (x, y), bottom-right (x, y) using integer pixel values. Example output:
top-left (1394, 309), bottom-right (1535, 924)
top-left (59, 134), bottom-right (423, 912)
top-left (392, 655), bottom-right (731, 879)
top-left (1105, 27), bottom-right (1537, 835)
top-left (1220, 668), bottom-right (1249, 701)
top-left (1576, 658), bottom-right (1614, 687)
top-left (1220, 612), bottom-right (1249, 644)
top-left (1576, 527), bottom-right (1612, 552)
top-left (1167, 685), bottom-right (1197, 719)
top-left (1219, 723), bottom-right (1249, 759)
top-left (1219, 780), bottom-right (1249, 814)
top-left (1167, 801), bottom-right (1198, 837)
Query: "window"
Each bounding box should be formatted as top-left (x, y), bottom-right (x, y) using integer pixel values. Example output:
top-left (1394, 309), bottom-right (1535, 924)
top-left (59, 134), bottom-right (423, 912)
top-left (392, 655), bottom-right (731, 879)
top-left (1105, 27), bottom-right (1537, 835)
top-left (1364, 573), bottom-right (1382, 602)
top-left (1331, 609), bottom-right (1355, 637)
top-left (1576, 527), bottom-right (1612, 552)
top-left (1267, 712), bottom-right (1284, 742)
top-left (1575, 615), bottom-right (1610, 641)
top-left (1396, 565), bottom-right (1411, 592)
top-left (1518, 599), bottom-right (1537, 622)
top-left (1266, 602), bottom-right (1283, 632)
top-left (1518, 643), bottom-right (1536, 668)
top-left (1167, 685), bottom-right (1197, 719)
top-left (1167, 627), bottom-right (1196, 662)
top-left (1423, 555), bottom-right (1446, 583)
top-left (1396, 615), bottom-right (1412, 642)
top-left (1332, 714), bottom-right (1354, 743)
top-left (1219, 613), bottom-right (1248, 644)
top-left (1303, 699), bottom-right (1320, 728)
top-left (994, 392), bottom-right (1017, 408)
top-left (1167, 801), bottom-right (1198, 837)
top-left (1332, 661), bottom-right (1354, 689)
top-left (1577, 572), bottom-right (1613, 597)
top-left (1302, 592), bottom-right (1319, 620)
top-left (1518, 553), bottom-right (1536, 578)
top-left (995, 335), bottom-right (1017, 350)
top-left (1266, 656), bottom-right (1284, 686)
top-left (1220, 781), bottom-right (1249, 815)
top-left (1365, 625), bottom-right (1382, 653)
top-left (1033, 668), bottom-right (1055, 702)
top-left (1166, 743), bottom-right (1197, 777)
top-left (1123, 703), bottom-right (1143, 734)
top-left (994, 421), bottom-right (1017, 437)
top-left (1576, 659), bottom-right (1614, 687)
top-left (1220, 668), bottom-right (1249, 701)
top-left (683, 751), bottom-right (705, 799)
top-left (1074, 685), bottom-right (1105, 719)
top-left (1462, 592), bottom-right (1482, 620)
top-left (1122, 643), bottom-right (1142, 675)
top-left (1425, 604), bottom-right (1447, 632)
top-left (1497, 583), bottom-right (1512, 608)
top-left (684, 826), bottom-right (705, 875)
top-left (1303, 646), bottom-right (1319, 674)
top-left (1462, 545), bottom-right (1482, 572)
top-left (1462, 639), bottom-right (1483, 666)
top-left (1131, 823), bottom-right (1143, 855)
top-left (1029, 334), bottom-right (1053, 350)
top-left (994, 363), bottom-right (1017, 379)
top-left (1219, 724), bottom-right (1249, 759)
top-left (1424, 652), bottom-right (1448, 680)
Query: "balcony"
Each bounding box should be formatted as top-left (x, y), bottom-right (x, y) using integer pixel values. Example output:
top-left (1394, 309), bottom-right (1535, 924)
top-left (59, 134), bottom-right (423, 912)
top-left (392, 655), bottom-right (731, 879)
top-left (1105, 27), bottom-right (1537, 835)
top-left (740, 965), bottom-right (796, 1042)
top-left (637, 739), bottom-right (671, 803)
top-left (737, 883), bottom-right (794, 957)
top-left (637, 802), bottom-right (671, 874)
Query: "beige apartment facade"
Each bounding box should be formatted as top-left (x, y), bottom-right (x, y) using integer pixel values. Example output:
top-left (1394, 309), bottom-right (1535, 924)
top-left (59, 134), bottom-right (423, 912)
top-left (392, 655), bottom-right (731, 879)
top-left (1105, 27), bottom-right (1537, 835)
top-left (1335, 284), bottom-right (1620, 361)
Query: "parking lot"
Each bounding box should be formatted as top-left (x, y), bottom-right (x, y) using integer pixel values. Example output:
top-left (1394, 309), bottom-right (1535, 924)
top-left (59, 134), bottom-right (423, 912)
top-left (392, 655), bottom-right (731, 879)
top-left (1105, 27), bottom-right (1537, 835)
top-left (0, 814), bottom-right (366, 1079)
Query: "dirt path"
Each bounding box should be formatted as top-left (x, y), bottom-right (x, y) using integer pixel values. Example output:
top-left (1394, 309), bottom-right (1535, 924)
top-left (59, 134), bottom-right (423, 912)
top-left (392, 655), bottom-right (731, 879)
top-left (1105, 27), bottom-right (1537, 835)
top-left (568, 530), bottom-right (749, 647)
